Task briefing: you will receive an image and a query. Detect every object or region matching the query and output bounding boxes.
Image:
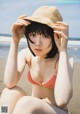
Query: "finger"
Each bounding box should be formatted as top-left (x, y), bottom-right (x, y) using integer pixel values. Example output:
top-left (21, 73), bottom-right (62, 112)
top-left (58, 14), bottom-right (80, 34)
top-left (19, 15), bottom-right (31, 23)
top-left (54, 30), bottom-right (68, 39)
top-left (18, 19), bottom-right (31, 24)
top-left (55, 21), bottom-right (68, 27)
top-left (53, 25), bottom-right (65, 30)
top-left (16, 20), bottom-right (31, 27)
top-left (12, 23), bottom-right (23, 29)
top-left (19, 15), bottom-right (27, 19)
top-left (12, 23), bottom-right (26, 32)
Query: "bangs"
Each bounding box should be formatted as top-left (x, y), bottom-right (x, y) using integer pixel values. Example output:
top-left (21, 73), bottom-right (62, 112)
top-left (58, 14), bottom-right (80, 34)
top-left (25, 21), bottom-right (53, 38)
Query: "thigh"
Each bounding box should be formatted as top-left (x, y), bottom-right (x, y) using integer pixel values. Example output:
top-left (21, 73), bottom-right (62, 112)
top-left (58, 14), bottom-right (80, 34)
top-left (12, 96), bottom-right (68, 114)
top-left (0, 86), bottom-right (26, 114)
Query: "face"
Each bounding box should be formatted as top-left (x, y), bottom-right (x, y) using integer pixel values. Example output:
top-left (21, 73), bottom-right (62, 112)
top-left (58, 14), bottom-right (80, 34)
top-left (28, 32), bottom-right (52, 58)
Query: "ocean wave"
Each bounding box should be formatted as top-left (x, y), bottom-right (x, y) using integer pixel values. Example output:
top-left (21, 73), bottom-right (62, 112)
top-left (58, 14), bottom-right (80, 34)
top-left (0, 36), bottom-right (80, 62)
top-left (1, 36), bottom-right (80, 46)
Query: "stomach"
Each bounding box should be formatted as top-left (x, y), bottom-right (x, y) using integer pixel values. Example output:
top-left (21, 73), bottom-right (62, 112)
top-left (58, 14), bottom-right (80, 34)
top-left (31, 85), bottom-right (68, 111)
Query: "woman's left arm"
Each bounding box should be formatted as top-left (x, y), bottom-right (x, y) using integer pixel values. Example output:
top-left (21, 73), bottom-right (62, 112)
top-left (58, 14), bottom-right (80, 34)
top-left (53, 22), bottom-right (74, 107)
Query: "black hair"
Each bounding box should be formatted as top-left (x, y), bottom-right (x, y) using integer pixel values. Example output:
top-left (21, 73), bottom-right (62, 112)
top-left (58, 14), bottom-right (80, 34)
top-left (24, 21), bottom-right (58, 58)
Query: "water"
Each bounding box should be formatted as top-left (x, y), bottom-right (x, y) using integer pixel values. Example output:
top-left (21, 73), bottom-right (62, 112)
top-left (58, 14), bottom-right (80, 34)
top-left (0, 36), bottom-right (80, 62)
top-left (0, 42), bottom-right (28, 58)
top-left (68, 46), bottom-right (80, 62)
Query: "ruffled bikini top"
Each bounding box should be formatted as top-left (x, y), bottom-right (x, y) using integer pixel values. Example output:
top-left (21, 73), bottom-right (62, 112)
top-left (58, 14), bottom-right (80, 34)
top-left (27, 57), bottom-right (58, 88)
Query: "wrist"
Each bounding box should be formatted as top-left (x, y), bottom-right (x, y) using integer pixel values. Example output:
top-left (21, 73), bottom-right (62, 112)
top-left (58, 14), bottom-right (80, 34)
top-left (59, 50), bottom-right (67, 55)
top-left (11, 37), bottom-right (20, 44)
top-left (11, 39), bottom-right (19, 49)
top-left (59, 48), bottom-right (67, 53)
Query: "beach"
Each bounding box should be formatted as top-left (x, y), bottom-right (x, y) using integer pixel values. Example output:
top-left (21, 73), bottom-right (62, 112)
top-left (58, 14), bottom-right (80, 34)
top-left (0, 36), bottom-right (80, 114)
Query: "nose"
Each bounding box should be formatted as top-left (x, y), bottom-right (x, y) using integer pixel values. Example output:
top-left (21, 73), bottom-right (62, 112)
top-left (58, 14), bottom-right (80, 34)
top-left (35, 37), bottom-right (41, 46)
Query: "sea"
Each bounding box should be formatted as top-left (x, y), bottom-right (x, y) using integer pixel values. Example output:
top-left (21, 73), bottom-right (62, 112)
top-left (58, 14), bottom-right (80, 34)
top-left (0, 35), bottom-right (80, 62)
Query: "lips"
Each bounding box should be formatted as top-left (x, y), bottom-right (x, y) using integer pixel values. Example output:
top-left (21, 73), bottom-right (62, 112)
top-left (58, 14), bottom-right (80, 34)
top-left (35, 48), bottom-right (42, 51)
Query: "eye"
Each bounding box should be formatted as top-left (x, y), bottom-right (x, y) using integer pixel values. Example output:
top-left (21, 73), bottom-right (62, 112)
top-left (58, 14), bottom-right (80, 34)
top-left (28, 33), bottom-right (36, 43)
top-left (42, 34), bottom-right (49, 38)
top-left (29, 33), bottom-right (36, 37)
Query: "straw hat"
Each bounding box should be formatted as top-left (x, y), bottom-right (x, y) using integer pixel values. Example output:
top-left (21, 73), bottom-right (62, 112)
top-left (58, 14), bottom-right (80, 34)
top-left (19, 6), bottom-right (63, 29)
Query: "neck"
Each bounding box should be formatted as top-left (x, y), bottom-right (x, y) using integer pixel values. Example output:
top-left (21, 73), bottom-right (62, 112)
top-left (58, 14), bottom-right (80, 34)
top-left (36, 56), bottom-right (45, 61)
top-left (36, 53), bottom-right (58, 62)
top-left (36, 53), bottom-right (59, 62)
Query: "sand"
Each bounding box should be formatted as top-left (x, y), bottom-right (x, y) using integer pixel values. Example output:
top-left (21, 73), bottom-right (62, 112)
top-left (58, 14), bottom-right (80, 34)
top-left (0, 58), bottom-right (80, 114)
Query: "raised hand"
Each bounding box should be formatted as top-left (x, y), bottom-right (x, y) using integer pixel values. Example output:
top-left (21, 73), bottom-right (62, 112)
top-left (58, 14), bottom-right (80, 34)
top-left (53, 22), bottom-right (69, 52)
top-left (11, 15), bottom-right (31, 42)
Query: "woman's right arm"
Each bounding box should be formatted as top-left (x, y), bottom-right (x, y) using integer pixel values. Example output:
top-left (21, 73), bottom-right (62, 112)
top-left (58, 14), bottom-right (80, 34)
top-left (4, 18), bottom-right (31, 88)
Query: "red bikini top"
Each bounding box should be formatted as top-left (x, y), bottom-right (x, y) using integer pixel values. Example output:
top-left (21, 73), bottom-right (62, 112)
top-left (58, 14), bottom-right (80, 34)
top-left (27, 57), bottom-right (58, 89)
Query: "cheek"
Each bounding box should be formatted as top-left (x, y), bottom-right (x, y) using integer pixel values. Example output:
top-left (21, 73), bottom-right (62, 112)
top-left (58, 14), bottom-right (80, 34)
top-left (44, 40), bottom-right (52, 49)
top-left (43, 41), bottom-right (52, 54)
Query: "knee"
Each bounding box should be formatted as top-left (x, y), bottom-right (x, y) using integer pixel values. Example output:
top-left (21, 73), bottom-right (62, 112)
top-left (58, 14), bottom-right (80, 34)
top-left (0, 87), bottom-right (26, 114)
top-left (2, 86), bottom-right (26, 95)
top-left (13, 96), bottom-right (41, 114)
top-left (15, 96), bottom-right (34, 106)
top-left (0, 86), bottom-right (26, 102)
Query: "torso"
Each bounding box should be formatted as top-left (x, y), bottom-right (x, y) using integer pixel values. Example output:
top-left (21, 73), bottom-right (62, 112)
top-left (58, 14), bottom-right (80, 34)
top-left (27, 53), bottom-right (59, 101)
top-left (26, 49), bottom-right (68, 110)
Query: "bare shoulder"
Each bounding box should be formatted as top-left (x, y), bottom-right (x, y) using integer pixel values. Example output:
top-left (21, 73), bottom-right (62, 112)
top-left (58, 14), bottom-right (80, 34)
top-left (18, 48), bottom-right (32, 64)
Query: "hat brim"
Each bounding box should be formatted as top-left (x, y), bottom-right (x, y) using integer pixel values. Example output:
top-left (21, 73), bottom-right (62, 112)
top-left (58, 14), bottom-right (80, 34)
top-left (25, 16), bottom-right (54, 29)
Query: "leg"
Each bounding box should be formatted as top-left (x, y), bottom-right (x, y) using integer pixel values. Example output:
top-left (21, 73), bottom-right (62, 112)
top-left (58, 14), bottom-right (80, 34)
top-left (12, 96), bottom-right (68, 114)
top-left (0, 86), bottom-right (26, 114)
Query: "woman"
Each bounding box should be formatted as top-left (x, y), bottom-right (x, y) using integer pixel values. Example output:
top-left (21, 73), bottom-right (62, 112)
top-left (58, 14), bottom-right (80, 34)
top-left (0, 6), bottom-right (74, 114)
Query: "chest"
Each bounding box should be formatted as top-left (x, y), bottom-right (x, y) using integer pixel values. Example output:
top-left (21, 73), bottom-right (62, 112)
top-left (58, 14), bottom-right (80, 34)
top-left (30, 58), bottom-right (57, 83)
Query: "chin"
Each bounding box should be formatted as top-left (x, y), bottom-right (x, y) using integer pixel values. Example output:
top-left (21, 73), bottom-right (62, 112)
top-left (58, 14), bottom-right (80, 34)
top-left (35, 53), bottom-right (47, 58)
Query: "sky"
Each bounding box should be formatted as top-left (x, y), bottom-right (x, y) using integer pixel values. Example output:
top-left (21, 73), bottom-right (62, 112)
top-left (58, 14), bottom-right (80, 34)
top-left (0, 0), bottom-right (80, 38)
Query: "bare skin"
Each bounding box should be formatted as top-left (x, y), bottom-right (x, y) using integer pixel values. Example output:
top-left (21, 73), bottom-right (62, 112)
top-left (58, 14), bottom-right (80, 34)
top-left (0, 16), bottom-right (74, 114)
